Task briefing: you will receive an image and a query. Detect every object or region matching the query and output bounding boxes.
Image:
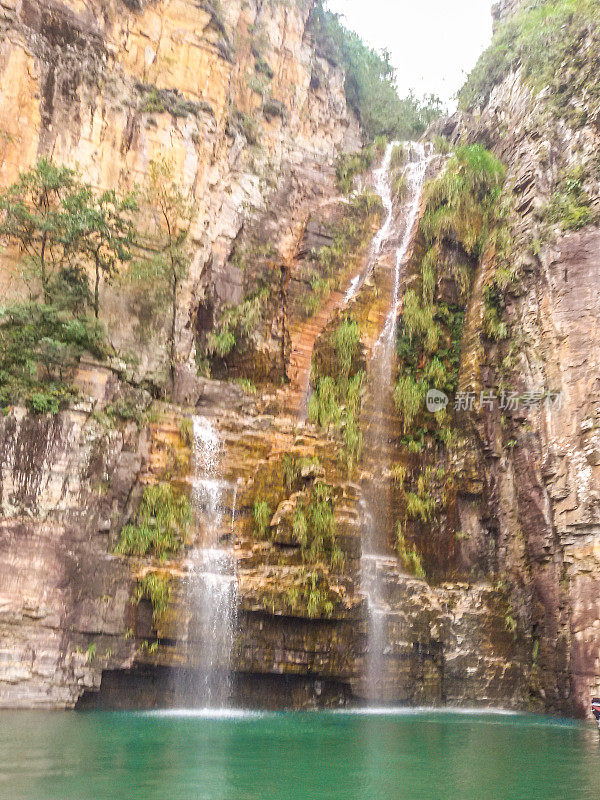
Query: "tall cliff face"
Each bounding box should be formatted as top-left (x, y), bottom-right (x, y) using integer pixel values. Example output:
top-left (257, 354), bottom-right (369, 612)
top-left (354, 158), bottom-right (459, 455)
top-left (2, 0), bottom-right (599, 718)
top-left (423, 1), bottom-right (600, 716)
top-left (0, 0), bottom-right (527, 707)
top-left (0, 0), bottom-right (365, 707)
top-left (0, 0), bottom-right (360, 384)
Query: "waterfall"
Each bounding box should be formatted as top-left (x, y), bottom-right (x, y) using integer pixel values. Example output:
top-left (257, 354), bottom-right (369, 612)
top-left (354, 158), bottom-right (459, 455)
top-left (359, 142), bottom-right (431, 702)
top-left (344, 140), bottom-right (397, 304)
top-left (299, 142), bottom-right (407, 421)
top-left (379, 142), bottom-right (431, 348)
top-left (176, 416), bottom-right (238, 708)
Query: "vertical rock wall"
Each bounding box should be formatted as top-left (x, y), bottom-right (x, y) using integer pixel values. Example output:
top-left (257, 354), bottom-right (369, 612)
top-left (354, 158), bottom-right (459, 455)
top-left (430, 28), bottom-right (600, 715)
top-left (0, 0), bottom-right (361, 383)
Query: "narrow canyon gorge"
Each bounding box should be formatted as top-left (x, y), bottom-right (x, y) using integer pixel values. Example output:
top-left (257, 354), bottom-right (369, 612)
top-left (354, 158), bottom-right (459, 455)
top-left (0, 0), bottom-right (599, 724)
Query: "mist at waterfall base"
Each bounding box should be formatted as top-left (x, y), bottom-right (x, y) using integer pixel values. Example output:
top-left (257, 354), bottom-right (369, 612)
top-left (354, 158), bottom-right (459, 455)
top-left (1, 709), bottom-right (597, 800)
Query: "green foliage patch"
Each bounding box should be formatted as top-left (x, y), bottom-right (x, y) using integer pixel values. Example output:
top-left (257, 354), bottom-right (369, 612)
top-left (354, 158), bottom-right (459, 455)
top-left (0, 302), bottom-right (105, 413)
top-left (309, 317), bottom-right (365, 469)
top-left (253, 499), bottom-right (272, 539)
top-left (284, 568), bottom-right (336, 619)
top-left (0, 159), bottom-right (136, 316)
top-left (459, 0), bottom-right (600, 113)
top-left (0, 159), bottom-right (139, 411)
top-left (421, 145), bottom-right (505, 259)
top-left (292, 482), bottom-right (344, 568)
top-left (391, 144), bottom-right (506, 554)
top-left (204, 288), bottom-right (270, 360)
top-left (115, 483), bottom-right (192, 560)
top-left (335, 144), bottom-right (378, 193)
top-left (394, 145), bottom-right (505, 431)
top-left (134, 573), bottom-right (172, 624)
top-left (546, 166), bottom-right (593, 230)
top-left (396, 523), bottom-right (426, 579)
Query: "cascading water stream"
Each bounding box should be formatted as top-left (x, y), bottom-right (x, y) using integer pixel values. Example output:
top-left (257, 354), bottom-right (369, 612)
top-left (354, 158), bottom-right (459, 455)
top-left (176, 416), bottom-right (238, 708)
top-left (378, 143), bottom-right (432, 349)
top-left (359, 142), bottom-right (432, 701)
top-left (291, 141), bottom-right (431, 699)
top-left (299, 142), bottom-right (404, 422)
top-left (344, 140), bottom-right (398, 304)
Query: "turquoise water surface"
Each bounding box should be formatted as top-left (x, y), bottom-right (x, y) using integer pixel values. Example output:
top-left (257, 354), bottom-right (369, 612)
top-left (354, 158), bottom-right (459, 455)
top-left (0, 708), bottom-right (597, 800)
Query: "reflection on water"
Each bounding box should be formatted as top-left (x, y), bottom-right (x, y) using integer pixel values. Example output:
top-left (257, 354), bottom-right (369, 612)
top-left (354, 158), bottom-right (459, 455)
top-left (0, 710), bottom-right (597, 800)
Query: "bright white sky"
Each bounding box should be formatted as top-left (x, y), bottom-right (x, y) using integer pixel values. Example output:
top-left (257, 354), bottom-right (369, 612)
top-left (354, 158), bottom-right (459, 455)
top-left (326, 0), bottom-right (494, 109)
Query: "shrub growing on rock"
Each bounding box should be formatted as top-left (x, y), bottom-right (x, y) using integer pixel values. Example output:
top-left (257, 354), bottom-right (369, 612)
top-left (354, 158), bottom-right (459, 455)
top-left (115, 483), bottom-right (192, 560)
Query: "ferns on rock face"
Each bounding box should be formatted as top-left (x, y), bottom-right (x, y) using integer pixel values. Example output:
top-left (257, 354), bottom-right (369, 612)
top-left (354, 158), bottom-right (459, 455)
top-left (394, 143), bottom-right (506, 434)
top-left (401, 290), bottom-right (439, 354)
top-left (390, 142), bottom-right (508, 566)
top-left (253, 499), bottom-right (272, 539)
top-left (396, 523), bottom-right (426, 579)
top-left (292, 483), bottom-right (340, 566)
top-left (310, 316), bottom-right (365, 469)
top-left (134, 573), bottom-right (172, 624)
top-left (421, 145), bottom-right (505, 258)
top-left (393, 376), bottom-right (427, 435)
top-left (282, 568), bottom-right (336, 619)
top-left (205, 288), bottom-right (270, 359)
top-left (390, 144), bottom-right (407, 171)
top-left (308, 376), bottom-right (341, 429)
top-left (421, 247), bottom-right (437, 306)
top-left (332, 318), bottom-right (361, 389)
top-left (546, 166), bottom-right (593, 231)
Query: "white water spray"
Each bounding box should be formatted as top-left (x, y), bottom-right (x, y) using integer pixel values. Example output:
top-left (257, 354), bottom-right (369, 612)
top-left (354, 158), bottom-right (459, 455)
top-left (177, 417), bottom-right (238, 708)
top-left (378, 142), bottom-right (432, 348)
top-left (345, 141), bottom-right (398, 305)
top-left (300, 142), bottom-right (414, 422)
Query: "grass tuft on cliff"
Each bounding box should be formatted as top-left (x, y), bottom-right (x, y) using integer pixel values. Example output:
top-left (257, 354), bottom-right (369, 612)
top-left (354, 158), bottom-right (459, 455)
top-left (134, 573), bottom-right (172, 625)
top-left (292, 482), bottom-right (344, 567)
top-left (421, 145), bottom-right (506, 258)
top-left (396, 523), bottom-right (426, 579)
top-left (546, 166), bottom-right (593, 230)
top-left (389, 143), bottom-right (507, 570)
top-left (309, 316), bottom-right (365, 469)
top-left (115, 483), bottom-right (192, 560)
top-left (394, 145), bottom-right (505, 430)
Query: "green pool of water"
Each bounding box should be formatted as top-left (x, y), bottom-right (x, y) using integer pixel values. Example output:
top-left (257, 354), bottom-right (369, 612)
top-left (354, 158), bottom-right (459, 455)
top-left (0, 708), bottom-right (597, 799)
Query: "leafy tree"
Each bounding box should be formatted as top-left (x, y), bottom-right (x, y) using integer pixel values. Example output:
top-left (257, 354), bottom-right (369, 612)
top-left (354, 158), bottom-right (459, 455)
top-left (138, 157), bottom-right (194, 386)
top-left (45, 264), bottom-right (93, 315)
top-left (60, 187), bottom-right (137, 318)
top-left (0, 159), bottom-right (77, 301)
top-left (0, 159), bottom-right (135, 412)
top-left (0, 159), bottom-right (138, 319)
